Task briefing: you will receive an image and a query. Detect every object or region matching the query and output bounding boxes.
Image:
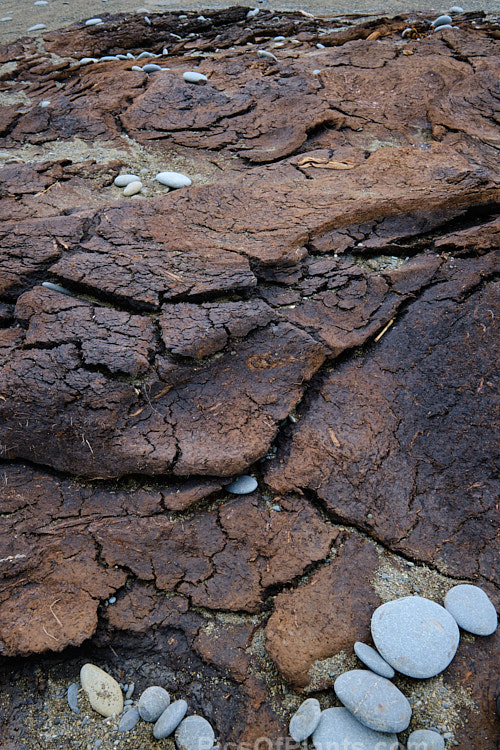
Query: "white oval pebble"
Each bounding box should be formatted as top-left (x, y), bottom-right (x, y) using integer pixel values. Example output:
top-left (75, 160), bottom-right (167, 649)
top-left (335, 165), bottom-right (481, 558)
top-left (118, 706), bottom-right (140, 732)
top-left (449, 5), bottom-right (464, 11)
top-left (28, 23), bottom-right (46, 31)
top-left (131, 65), bottom-right (144, 72)
top-left (247, 8), bottom-right (259, 17)
top-left (138, 686), bottom-right (170, 721)
top-left (125, 682), bottom-right (135, 699)
top-left (289, 698), bottom-right (321, 742)
top-left (40, 100), bottom-right (51, 107)
top-left (274, 36), bottom-right (286, 41)
top-left (85, 18), bottom-right (103, 25)
top-left (34, 1), bottom-right (49, 5)
top-left (123, 180), bottom-right (142, 197)
top-left (116, 54), bottom-right (129, 60)
top-left (80, 58), bottom-right (97, 64)
top-left (127, 52), bottom-right (135, 59)
top-left (137, 51), bottom-right (155, 58)
top-left (408, 729), bottom-right (445, 750)
top-left (433, 24), bottom-right (454, 30)
top-left (444, 584), bottom-right (497, 635)
top-left (80, 664), bottom-right (123, 717)
top-left (313, 69), bottom-right (321, 75)
top-left (432, 14), bottom-right (453, 26)
top-left (175, 715), bottom-right (215, 750)
top-left (155, 171), bottom-right (191, 188)
top-left (153, 699), bottom-right (188, 739)
top-left (226, 475), bottom-right (258, 495)
top-left (142, 63), bottom-right (162, 72)
top-left (183, 71), bottom-right (208, 83)
top-left (354, 642), bottom-right (395, 679)
top-left (1, 17), bottom-right (13, 21)
top-left (371, 596), bottom-right (460, 679)
top-left (257, 49), bottom-right (277, 61)
top-left (100, 56), bottom-right (119, 61)
top-left (41, 281), bottom-right (72, 296)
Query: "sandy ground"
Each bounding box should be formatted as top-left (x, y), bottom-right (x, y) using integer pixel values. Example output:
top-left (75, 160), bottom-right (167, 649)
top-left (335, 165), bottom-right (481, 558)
top-left (1, 0), bottom-right (499, 46)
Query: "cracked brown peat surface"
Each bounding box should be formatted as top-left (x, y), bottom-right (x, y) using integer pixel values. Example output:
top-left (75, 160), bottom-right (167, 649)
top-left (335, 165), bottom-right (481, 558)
top-left (0, 6), bottom-right (499, 748)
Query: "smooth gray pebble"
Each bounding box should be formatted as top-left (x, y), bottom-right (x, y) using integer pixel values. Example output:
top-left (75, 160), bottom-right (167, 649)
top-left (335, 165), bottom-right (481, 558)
top-left (226, 475), bottom-right (258, 495)
top-left (138, 686), bottom-right (170, 722)
top-left (67, 683), bottom-right (80, 714)
top-left (118, 706), bottom-right (140, 732)
top-left (153, 699), bottom-right (188, 739)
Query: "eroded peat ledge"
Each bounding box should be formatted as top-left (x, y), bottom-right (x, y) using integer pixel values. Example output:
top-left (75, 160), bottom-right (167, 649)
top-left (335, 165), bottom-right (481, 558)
top-left (0, 6), bottom-right (498, 748)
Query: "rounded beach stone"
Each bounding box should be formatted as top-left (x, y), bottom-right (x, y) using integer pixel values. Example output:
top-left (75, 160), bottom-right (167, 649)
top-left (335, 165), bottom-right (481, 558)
top-left (334, 670), bottom-right (411, 733)
top-left (80, 664), bottom-right (123, 717)
top-left (28, 23), bottom-right (46, 31)
top-left (313, 708), bottom-right (398, 750)
top-left (371, 596), bottom-right (460, 678)
top-left (142, 63), bottom-right (162, 72)
top-left (153, 699), bottom-right (188, 739)
top-left (226, 475), bottom-right (258, 495)
top-left (123, 181), bottom-right (142, 197)
top-left (156, 171), bottom-right (192, 188)
top-left (449, 5), bottom-right (464, 11)
top-left (354, 642), bottom-right (395, 679)
top-left (118, 706), bottom-right (140, 732)
top-left (444, 584), bottom-right (497, 635)
top-left (138, 686), bottom-right (170, 722)
top-left (407, 729), bottom-right (445, 750)
top-left (175, 715), bottom-right (215, 750)
top-left (114, 174), bottom-right (140, 187)
top-left (289, 698), bottom-right (321, 742)
top-left (85, 18), bottom-right (103, 25)
top-left (183, 71), bottom-right (208, 83)
top-left (67, 683), bottom-right (80, 714)
top-left (432, 14), bottom-right (453, 26)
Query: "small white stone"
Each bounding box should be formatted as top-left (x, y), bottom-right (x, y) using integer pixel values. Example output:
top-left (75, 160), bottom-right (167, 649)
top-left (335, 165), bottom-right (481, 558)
top-left (80, 664), bottom-right (123, 717)
top-left (131, 65), bottom-right (144, 72)
top-left (1, 17), bottom-right (13, 21)
top-left (449, 5), bottom-right (464, 11)
top-left (40, 100), bottom-right (51, 107)
top-left (144, 15), bottom-right (151, 25)
top-left (34, 1), bottom-right (49, 5)
top-left (257, 49), bottom-right (277, 61)
top-left (274, 36), bottom-right (286, 41)
top-left (28, 23), bottom-right (46, 31)
top-left (80, 57), bottom-right (97, 64)
top-left (162, 47), bottom-right (169, 55)
top-left (155, 171), bottom-right (191, 188)
top-left (408, 729), bottom-right (445, 750)
top-left (142, 63), bottom-right (162, 72)
top-left (114, 172), bottom-right (140, 186)
top-left (317, 43), bottom-right (325, 48)
top-left (313, 69), bottom-right (321, 75)
top-left (183, 71), bottom-right (208, 83)
top-left (137, 51), bottom-right (155, 59)
top-left (123, 180), bottom-right (142, 196)
top-left (85, 18), bottom-right (103, 26)
top-left (126, 52), bottom-right (135, 59)
top-left (247, 8), bottom-right (259, 18)
top-left (432, 14), bottom-right (453, 26)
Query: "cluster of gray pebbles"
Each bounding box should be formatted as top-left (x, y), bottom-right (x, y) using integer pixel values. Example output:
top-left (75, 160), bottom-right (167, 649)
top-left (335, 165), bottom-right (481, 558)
top-left (113, 170), bottom-right (192, 198)
top-left (288, 585), bottom-right (497, 749)
top-left (70, 664), bottom-right (214, 749)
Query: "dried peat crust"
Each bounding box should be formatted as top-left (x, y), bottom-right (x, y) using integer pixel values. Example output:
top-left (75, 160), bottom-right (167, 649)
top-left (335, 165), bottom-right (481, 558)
top-left (0, 7), bottom-right (499, 747)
